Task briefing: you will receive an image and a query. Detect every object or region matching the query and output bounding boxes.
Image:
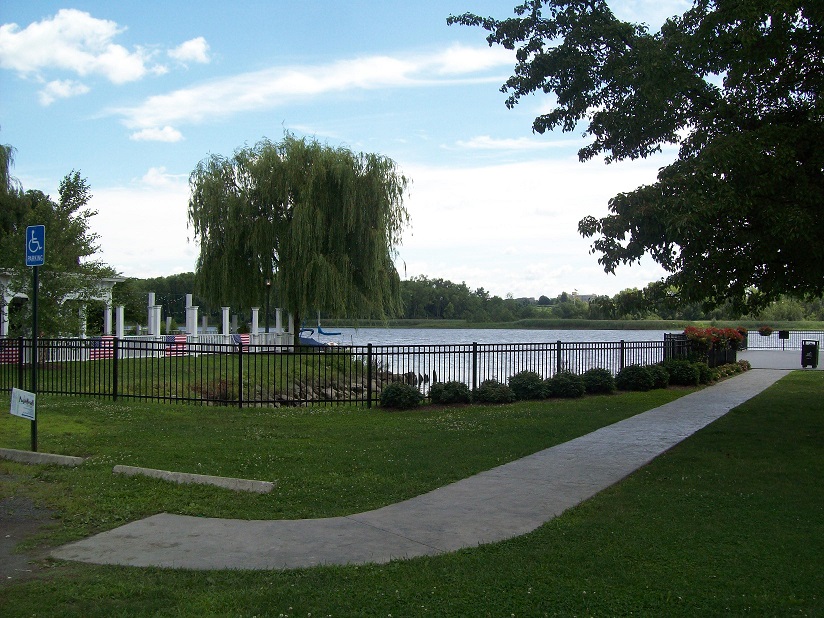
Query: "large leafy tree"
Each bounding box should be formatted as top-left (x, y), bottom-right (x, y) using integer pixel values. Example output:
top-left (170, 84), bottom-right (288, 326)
top-left (449, 0), bottom-right (824, 312)
top-left (0, 145), bottom-right (117, 336)
top-left (188, 134), bottom-right (410, 334)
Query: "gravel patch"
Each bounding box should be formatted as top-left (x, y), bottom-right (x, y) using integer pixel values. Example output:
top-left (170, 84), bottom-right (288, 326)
top-left (0, 495), bottom-right (54, 586)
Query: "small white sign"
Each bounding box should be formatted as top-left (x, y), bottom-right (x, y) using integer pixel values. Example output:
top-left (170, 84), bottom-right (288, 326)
top-left (10, 388), bottom-right (36, 421)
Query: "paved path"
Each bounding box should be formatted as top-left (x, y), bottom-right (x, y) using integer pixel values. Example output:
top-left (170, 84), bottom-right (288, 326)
top-left (52, 368), bottom-right (791, 571)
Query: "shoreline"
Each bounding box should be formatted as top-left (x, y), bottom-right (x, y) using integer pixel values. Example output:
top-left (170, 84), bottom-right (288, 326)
top-left (323, 318), bottom-right (824, 331)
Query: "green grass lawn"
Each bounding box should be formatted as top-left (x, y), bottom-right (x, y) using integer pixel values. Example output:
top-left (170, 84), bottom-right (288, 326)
top-left (1, 371), bottom-right (822, 616)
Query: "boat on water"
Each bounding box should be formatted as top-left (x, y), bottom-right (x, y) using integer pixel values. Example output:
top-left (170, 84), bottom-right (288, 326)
top-left (299, 312), bottom-right (342, 346)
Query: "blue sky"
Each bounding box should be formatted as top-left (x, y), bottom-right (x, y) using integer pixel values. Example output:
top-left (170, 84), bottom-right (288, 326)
top-left (1, 1), bottom-right (689, 299)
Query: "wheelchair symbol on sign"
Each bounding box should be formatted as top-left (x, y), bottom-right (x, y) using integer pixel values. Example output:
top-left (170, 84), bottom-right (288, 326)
top-left (26, 225), bottom-right (45, 266)
top-left (28, 228), bottom-right (43, 254)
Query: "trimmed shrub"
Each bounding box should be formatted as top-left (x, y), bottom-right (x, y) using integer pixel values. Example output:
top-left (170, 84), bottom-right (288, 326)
top-left (508, 371), bottom-right (547, 400)
top-left (429, 380), bottom-right (471, 405)
top-left (615, 364), bottom-right (655, 391)
top-left (715, 362), bottom-right (749, 379)
top-left (582, 368), bottom-right (616, 394)
top-left (472, 379), bottom-right (516, 404)
top-left (693, 361), bottom-right (714, 384)
top-left (663, 359), bottom-right (701, 386)
top-left (380, 381), bottom-right (423, 410)
top-left (546, 371), bottom-right (586, 398)
top-left (648, 364), bottom-right (670, 389)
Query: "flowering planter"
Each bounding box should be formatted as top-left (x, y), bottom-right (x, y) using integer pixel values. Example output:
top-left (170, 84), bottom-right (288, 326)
top-left (707, 345), bottom-right (737, 368)
top-left (683, 327), bottom-right (744, 368)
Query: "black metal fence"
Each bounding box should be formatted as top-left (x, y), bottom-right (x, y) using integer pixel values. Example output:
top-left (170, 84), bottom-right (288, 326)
top-left (745, 330), bottom-right (824, 350)
top-left (0, 335), bottom-right (684, 407)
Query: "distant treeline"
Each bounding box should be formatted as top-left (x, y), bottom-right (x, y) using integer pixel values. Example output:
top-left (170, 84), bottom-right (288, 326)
top-left (111, 273), bottom-right (824, 328)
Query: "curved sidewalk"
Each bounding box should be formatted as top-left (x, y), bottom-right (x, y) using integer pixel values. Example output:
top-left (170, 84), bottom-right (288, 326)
top-left (52, 368), bottom-right (789, 571)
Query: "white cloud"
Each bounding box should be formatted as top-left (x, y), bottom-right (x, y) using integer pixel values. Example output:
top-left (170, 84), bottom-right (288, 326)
top-left (168, 37), bottom-right (211, 65)
top-left (129, 126), bottom-right (184, 142)
top-left (611, 0), bottom-right (692, 29)
top-left (395, 155), bottom-right (672, 298)
top-left (90, 174), bottom-right (197, 277)
top-left (455, 135), bottom-right (583, 151)
top-left (38, 78), bottom-right (90, 105)
top-left (0, 9), bottom-right (155, 83)
top-left (430, 43), bottom-right (513, 75)
top-left (111, 45), bottom-right (515, 139)
top-left (141, 167), bottom-right (188, 188)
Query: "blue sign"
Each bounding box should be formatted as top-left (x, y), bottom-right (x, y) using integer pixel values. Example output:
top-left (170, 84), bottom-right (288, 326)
top-left (26, 225), bottom-right (45, 267)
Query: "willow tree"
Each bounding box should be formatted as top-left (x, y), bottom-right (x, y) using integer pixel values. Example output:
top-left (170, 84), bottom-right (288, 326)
top-left (187, 134), bottom-right (411, 336)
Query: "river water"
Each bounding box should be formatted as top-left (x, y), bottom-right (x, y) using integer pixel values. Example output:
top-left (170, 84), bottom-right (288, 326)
top-left (304, 328), bottom-right (683, 385)
top-left (315, 327), bottom-right (679, 347)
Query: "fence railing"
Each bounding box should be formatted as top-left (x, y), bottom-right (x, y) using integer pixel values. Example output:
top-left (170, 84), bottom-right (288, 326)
top-left (745, 330), bottom-right (824, 350)
top-left (0, 335), bottom-right (685, 407)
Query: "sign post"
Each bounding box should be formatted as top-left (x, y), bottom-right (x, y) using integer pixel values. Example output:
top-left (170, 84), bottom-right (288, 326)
top-left (25, 225), bottom-right (45, 452)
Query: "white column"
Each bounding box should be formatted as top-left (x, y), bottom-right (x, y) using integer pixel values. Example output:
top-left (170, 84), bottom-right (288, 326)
top-left (115, 305), bottom-right (125, 338)
top-left (0, 302), bottom-right (8, 338)
top-left (275, 308), bottom-right (283, 333)
top-left (184, 294), bottom-right (195, 336)
top-left (78, 304), bottom-right (87, 339)
top-left (103, 304), bottom-right (112, 335)
top-left (147, 292), bottom-right (156, 334)
top-left (152, 305), bottom-right (162, 338)
top-left (251, 307), bottom-right (260, 335)
top-left (221, 307), bottom-right (230, 336)
top-left (186, 305), bottom-right (199, 337)
top-left (201, 315), bottom-right (208, 333)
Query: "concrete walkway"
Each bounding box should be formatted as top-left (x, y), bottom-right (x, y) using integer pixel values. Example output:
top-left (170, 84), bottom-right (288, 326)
top-left (52, 368), bottom-right (793, 571)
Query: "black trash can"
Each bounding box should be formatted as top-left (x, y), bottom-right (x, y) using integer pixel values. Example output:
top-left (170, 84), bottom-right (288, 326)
top-left (801, 340), bottom-right (819, 369)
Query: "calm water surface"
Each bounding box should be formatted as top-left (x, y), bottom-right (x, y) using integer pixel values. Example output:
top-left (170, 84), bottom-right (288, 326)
top-left (318, 328), bottom-right (679, 347)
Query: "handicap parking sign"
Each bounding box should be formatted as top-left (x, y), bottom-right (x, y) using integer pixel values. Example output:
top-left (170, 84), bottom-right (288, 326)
top-left (26, 225), bottom-right (45, 267)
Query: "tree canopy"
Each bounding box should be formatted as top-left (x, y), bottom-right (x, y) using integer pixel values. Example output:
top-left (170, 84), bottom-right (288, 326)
top-left (449, 0), bottom-right (824, 313)
top-left (0, 143), bottom-right (117, 336)
top-left (187, 134), bottom-right (411, 331)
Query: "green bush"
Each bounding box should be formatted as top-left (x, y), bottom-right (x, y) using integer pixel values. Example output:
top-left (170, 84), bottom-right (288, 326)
top-left (428, 380), bottom-right (471, 405)
top-left (582, 368), bottom-right (616, 394)
top-left (715, 362), bottom-right (748, 379)
top-left (508, 371), bottom-right (547, 400)
top-left (663, 359), bottom-right (701, 386)
top-left (380, 381), bottom-right (423, 410)
top-left (693, 361), bottom-right (714, 384)
top-left (472, 379), bottom-right (516, 404)
top-left (648, 364), bottom-right (670, 389)
top-left (615, 365), bottom-right (655, 391)
top-left (546, 371), bottom-right (586, 398)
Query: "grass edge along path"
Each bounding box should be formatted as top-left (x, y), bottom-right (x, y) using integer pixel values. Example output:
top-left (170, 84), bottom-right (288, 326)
top-left (2, 371), bottom-right (823, 616)
top-left (1, 388), bottom-right (691, 541)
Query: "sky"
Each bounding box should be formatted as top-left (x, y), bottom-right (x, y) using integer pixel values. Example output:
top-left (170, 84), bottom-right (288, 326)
top-left (0, 0), bottom-right (691, 301)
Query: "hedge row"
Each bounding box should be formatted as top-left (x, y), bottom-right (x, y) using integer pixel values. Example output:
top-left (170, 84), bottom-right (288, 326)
top-left (379, 361), bottom-right (752, 410)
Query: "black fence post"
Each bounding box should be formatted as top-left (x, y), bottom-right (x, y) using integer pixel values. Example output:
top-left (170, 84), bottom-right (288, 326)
top-left (112, 337), bottom-right (119, 401)
top-left (17, 336), bottom-right (24, 388)
top-left (238, 341), bottom-right (244, 409)
top-left (366, 343), bottom-right (373, 408)
top-left (472, 342), bottom-right (478, 392)
top-left (556, 340), bottom-right (562, 376)
top-left (620, 340), bottom-right (626, 371)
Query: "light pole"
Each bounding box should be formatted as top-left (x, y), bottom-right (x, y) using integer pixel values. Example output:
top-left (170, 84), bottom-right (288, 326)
top-left (265, 279), bottom-right (271, 340)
